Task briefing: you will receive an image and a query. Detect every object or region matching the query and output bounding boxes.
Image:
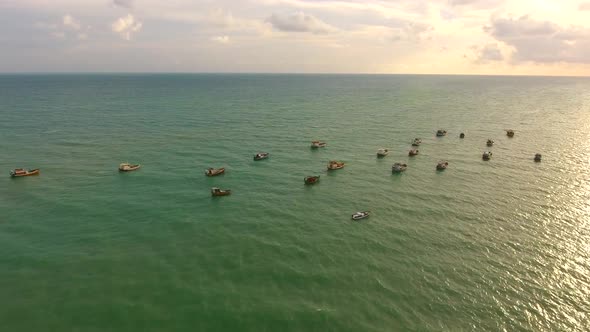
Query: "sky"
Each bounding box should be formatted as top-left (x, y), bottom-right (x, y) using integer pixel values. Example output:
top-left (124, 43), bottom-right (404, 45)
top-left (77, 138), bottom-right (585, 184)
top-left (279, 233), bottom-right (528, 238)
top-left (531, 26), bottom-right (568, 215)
top-left (2, 0), bottom-right (590, 75)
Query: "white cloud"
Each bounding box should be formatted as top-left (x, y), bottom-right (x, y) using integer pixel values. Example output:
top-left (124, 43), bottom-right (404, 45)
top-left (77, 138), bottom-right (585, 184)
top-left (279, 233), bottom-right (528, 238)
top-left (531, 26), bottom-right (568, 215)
top-left (579, 2), bottom-right (590, 11)
top-left (111, 14), bottom-right (143, 40)
top-left (63, 15), bottom-right (81, 30)
top-left (211, 35), bottom-right (230, 44)
top-left (113, 0), bottom-right (133, 8)
top-left (475, 43), bottom-right (504, 62)
top-left (267, 11), bottom-right (336, 34)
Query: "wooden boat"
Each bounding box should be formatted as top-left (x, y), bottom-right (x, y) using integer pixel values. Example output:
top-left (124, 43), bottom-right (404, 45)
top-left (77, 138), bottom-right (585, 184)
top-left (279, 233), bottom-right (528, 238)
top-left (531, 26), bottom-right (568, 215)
top-left (436, 161), bottom-right (449, 170)
top-left (211, 187), bottom-right (231, 196)
top-left (506, 129), bottom-right (515, 137)
top-left (10, 168), bottom-right (40, 177)
top-left (486, 139), bottom-right (494, 147)
top-left (377, 148), bottom-right (389, 157)
top-left (327, 160), bottom-right (345, 170)
top-left (482, 151), bottom-right (492, 161)
top-left (311, 141), bottom-right (327, 148)
top-left (408, 149), bottom-right (419, 156)
top-left (352, 211), bottom-right (370, 220)
top-left (392, 163), bottom-right (407, 173)
top-left (119, 163), bottom-right (141, 172)
top-left (534, 153), bottom-right (542, 162)
top-left (205, 167), bottom-right (225, 176)
top-left (412, 138), bottom-right (422, 146)
top-left (254, 152), bottom-right (269, 161)
top-left (304, 175), bottom-right (320, 184)
top-left (436, 129), bottom-right (447, 137)
top-left (460, 133), bottom-right (465, 138)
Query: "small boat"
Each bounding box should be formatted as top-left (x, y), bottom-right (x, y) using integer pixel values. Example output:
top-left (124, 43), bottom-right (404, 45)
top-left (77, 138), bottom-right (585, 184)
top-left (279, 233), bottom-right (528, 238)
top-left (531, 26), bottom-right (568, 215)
top-left (211, 187), bottom-right (231, 196)
top-left (327, 160), bottom-right (345, 170)
top-left (408, 149), bottom-right (419, 156)
top-left (311, 141), bottom-right (327, 148)
top-left (506, 129), bottom-right (515, 137)
top-left (436, 129), bottom-right (447, 137)
top-left (9, 168), bottom-right (40, 177)
top-left (205, 167), bottom-right (225, 176)
top-left (486, 139), bottom-right (494, 147)
top-left (352, 211), bottom-right (370, 220)
top-left (482, 151), bottom-right (492, 160)
top-left (436, 161), bottom-right (449, 170)
top-left (304, 175), bottom-right (320, 184)
top-left (392, 163), bottom-right (407, 173)
top-left (254, 152), bottom-right (269, 161)
top-left (412, 138), bottom-right (422, 146)
top-left (460, 133), bottom-right (465, 138)
top-left (377, 148), bottom-right (389, 157)
top-left (119, 163), bottom-right (141, 172)
top-left (534, 153), bottom-right (542, 162)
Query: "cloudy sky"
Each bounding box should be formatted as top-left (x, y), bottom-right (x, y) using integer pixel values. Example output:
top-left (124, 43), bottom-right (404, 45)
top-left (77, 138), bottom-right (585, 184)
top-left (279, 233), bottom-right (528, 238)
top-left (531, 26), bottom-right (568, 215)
top-left (2, 0), bottom-right (590, 75)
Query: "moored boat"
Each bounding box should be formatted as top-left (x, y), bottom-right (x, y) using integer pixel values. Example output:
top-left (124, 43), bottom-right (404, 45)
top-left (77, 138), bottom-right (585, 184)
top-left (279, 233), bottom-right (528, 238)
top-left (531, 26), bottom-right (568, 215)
top-left (460, 133), bottom-right (465, 138)
top-left (412, 138), bottom-right (422, 146)
top-left (534, 153), bottom-right (542, 162)
top-left (254, 152), bottom-right (269, 161)
top-left (119, 163), bottom-right (141, 172)
top-left (436, 129), bottom-right (447, 137)
top-left (377, 148), bottom-right (389, 157)
top-left (211, 187), bottom-right (231, 196)
top-left (408, 149), bottom-right (419, 156)
top-left (327, 160), bottom-right (345, 170)
top-left (506, 129), bottom-right (515, 137)
top-left (311, 141), bottom-right (327, 148)
top-left (486, 139), bottom-right (494, 147)
top-left (482, 151), bottom-right (492, 160)
top-left (392, 163), bottom-right (407, 173)
top-left (304, 175), bottom-right (320, 184)
top-left (205, 167), bottom-right (225, 176)
top-left (9, 168), bottom-right (40, 177)
top-left (436, 161), bottom-right (449, 170)
top-left (352, 211), bottom-right (370, 220)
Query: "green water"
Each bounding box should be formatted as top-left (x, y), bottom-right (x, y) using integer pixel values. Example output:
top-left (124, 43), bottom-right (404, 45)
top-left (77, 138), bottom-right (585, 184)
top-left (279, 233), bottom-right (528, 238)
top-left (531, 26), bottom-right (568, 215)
top-left (1, 74), bottom-right (589, 331)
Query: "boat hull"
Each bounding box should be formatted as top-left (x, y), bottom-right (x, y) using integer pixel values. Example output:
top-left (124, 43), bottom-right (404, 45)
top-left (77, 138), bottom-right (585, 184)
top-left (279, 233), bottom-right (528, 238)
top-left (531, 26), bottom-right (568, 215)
top-left (206, 168), bottom-right (225, 176)
top-left (10, 169), bottom-right (40, 177)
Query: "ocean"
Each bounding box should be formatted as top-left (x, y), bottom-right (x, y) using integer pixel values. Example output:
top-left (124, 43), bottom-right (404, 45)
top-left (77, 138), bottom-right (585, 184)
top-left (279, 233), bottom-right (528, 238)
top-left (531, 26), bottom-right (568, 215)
top-left (1, 74), bottom-right (589, 331)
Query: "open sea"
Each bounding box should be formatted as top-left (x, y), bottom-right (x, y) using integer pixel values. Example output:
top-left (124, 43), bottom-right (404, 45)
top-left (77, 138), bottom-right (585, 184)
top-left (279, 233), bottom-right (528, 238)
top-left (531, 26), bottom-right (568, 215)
top-left (1, 74), bottom-right (589, 331)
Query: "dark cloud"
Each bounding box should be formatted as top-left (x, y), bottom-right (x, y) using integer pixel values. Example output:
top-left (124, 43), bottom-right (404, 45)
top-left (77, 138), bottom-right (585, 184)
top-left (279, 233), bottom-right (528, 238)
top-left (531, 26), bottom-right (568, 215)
top-left (266, 12), bottom-right (335, 34)
top-left (113, 0), bottom-right (133, 9)
top-left (485, 15), bottom-right (590, 63)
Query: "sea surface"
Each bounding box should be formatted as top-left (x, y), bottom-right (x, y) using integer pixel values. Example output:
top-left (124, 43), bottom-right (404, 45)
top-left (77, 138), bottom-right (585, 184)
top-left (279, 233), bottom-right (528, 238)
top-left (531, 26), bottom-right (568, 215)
top-left (1, 74), bottom-right (589, 331)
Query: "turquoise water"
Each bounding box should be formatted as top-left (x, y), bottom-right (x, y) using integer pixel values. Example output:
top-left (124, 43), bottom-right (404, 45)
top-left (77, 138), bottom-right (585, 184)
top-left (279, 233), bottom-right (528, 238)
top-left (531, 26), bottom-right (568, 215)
top-left (1, 74), bottom-right (590, 331)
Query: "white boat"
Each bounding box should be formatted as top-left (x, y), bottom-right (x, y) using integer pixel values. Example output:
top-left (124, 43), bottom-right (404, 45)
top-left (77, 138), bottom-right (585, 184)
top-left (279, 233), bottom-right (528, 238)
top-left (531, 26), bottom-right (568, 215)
top-left (482, 152), bottom-right (492, 160)
top-left (377, 148), bottom-right (389, 157)
top-left (352, 211), bottom-right (370, 220)
top-left (392, 163), bottom-right (407, 172)
top-left (436, 161), bottom-right (448, 170)
top-left (119, 163), bottom-right (141, 172)
top-left (311, 141), bottom-right (327, 148)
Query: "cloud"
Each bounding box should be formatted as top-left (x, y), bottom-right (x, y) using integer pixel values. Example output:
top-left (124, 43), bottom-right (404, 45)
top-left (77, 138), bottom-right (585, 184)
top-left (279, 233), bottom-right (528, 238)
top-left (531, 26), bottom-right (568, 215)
top-left (485, 15), bottom-right (590, 63)
top-left (211, 35), bottom-right (230, 44)
top-left (579, 2), bottom-right (590, 10)
top-left (266, 11), bottom-right (336, 34)
top-left (63, 15), bottom-right (81, 30)
top-left (111, 14), bottom-right (143, 40)
top-left (113, 0), bottom-right (133, 8)
top-left (475, 43), bottom-right (503, 62)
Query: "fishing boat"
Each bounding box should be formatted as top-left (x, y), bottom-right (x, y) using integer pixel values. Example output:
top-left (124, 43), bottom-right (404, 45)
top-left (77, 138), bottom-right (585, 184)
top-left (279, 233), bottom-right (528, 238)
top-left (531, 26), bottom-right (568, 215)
top-left (460, 133), bottom-right (465, 138)
top-left (377, 148), bottom-right (389, 157)
top-left (408, 149), bottom-right (419, 156)
top-left (211, 187), bottom-right (231, 196)
top-left (412, 138), bottom-right (422, 146)
top-left (304, 175), bottom-right (320, 184)
top-left (327, 160), bottom-right (345, 170)
top-left (506, 129), bottom-right (515, 137)
top-left (392, 163), bottom-right (407, 173)
top-left (311, 141), bottom-right (327, 148)
top-left (436, 129), bottom-right (447, 137)
top-left (119, 163), bottom-right (141, 172)
top-left (486, 139), bottom-right (494, 147)
top-left (482, 151), bottom-right (492, 161)
top-left (205, 167), bottom-right (225, 176)
top-left (534, 153), bottom-right (542, 162)
top-left (436, 161), bottom-right (449, 170)
top-left (352, 211), bottom-right (370, 220)
top-left (9, 168), bottom-right (40, 177)
top-left (254, 152), bottom-right (269, 161)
